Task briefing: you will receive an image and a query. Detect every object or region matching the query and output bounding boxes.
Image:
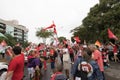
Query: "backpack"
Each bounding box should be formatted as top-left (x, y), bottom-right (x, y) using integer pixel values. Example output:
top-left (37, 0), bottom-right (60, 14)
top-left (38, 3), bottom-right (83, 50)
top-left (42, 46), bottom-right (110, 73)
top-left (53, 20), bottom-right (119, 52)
top-left (75, 61), bottom-right (93, 80)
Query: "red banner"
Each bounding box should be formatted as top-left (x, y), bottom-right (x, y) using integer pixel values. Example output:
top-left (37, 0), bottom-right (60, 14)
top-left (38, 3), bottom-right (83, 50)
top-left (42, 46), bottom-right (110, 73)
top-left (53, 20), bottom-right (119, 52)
top-left (108, 28), bottom-right (118, 40)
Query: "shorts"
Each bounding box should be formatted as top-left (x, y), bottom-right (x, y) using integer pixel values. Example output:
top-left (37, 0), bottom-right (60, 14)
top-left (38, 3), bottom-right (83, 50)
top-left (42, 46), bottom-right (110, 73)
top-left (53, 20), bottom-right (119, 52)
top-left (28, 67), bottom-right (35, 77)
top-left (63, 61), bottom-right (71, 70)
top-left (75, 77), bottom-right (81, 80)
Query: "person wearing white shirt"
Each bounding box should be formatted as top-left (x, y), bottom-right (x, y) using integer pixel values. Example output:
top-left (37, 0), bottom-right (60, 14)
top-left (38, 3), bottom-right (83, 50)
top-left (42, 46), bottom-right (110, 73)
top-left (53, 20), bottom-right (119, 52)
top-left (62, 44), bottom-right (71, 79)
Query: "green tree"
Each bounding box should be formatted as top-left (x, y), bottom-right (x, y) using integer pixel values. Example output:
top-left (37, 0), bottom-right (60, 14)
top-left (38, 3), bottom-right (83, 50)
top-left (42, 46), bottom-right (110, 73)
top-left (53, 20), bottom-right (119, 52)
top-left (71, 25), bottom-right (90, 43)
top-left (0, 34), bottom-right (17, 47)
top-left (22, 41), bottom-right (30, 48)
top-left (58, 36), bottom-right (66, 43)
top-left (5, 34), bottom-right (18, 47)
top-left (72, 0), bottom-right (120, 43)
top-left (36, 28), bottom-right (54, 44)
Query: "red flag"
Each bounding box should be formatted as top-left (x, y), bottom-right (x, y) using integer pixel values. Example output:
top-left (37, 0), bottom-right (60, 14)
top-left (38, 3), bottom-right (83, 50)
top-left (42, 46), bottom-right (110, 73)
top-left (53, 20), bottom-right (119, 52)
top-left (108, 28), bottom-right (118, 40)
top-left (73, 36), bottom-right (81, 43)
top-left (43, 23), bottom-right (56, 30)
top-left (0, 40), bottom-right (7, 46)
top-left (53, 21), bottom-right (57, 34)
top-left (54, 27), bottom-right (57, 34)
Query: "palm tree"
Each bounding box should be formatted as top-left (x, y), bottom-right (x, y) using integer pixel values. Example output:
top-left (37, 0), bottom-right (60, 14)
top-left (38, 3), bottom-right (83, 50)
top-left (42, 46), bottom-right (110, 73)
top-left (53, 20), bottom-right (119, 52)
top-left (36, 28), bottom-right (54, 44)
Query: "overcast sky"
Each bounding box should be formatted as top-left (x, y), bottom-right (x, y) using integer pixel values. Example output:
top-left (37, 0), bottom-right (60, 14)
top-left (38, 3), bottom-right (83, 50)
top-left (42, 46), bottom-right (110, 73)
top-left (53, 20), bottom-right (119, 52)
top-left (0, 0), bottom-right (99, 43)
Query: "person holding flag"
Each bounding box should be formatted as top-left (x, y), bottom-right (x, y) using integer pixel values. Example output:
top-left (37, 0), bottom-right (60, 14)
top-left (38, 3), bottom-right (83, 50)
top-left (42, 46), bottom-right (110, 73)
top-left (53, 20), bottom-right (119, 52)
top-left (108, 28), bottom-right (118, 40)
top-left (74, 36), bottom-right (81, 43)
top-left (108, 28), bottom-right (119, 62)
top-left (109, 42), bottom-right (120, 62)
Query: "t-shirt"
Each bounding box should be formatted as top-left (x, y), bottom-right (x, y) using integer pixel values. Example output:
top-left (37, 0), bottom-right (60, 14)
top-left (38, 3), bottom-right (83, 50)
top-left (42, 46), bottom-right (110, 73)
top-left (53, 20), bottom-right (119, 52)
top-left (107, 45), bottom-right (113, 51)
top-left (27, 57), bottom-right (35, 68)
top-left (69, 48), bottom-right (74, 54)
top-left (62, 48), bottom-right (70, 61)
top-left (29, 58), bottom-right (42, 69)
top-left (113, 45), bottom-right (117, 53)
top-left (8, 53), bottom-right (24, 80)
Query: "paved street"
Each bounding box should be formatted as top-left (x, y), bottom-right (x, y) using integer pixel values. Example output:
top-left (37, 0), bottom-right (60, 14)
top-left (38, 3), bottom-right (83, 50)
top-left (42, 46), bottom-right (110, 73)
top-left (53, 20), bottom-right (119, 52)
top-left (23, 63), bottom-right (52, 80)
top-left (1, 56), bottom-right (120, 80)
top-left (104, 62), bottom-right (120, 80)
top-left (23, 61), bottom-right (120, 80)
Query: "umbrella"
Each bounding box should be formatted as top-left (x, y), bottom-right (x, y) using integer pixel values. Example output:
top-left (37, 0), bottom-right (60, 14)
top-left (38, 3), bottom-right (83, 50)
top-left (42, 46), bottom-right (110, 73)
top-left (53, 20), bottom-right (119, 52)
top-left (0, 33), bottom-right (7, 39)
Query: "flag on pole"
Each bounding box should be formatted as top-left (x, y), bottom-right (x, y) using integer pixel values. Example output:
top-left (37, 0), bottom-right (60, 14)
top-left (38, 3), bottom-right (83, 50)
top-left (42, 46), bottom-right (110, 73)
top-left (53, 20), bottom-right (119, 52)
top-left (43, 22), bottom-right (56, 30)
top-left (95, 40), bottom-right (101, 47)
top-left (52, 21), bottom-right (57, 34)
top-left (108, 28), bottom-right (118, 40)
top-left (54, 27), bottom-right (57, 34)
top-left (73, 36), bottom-right (81, 43)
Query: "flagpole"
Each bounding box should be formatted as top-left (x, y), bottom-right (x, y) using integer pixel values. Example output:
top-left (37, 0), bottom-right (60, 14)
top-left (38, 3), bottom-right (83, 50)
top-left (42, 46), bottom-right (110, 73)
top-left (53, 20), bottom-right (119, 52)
top-left (53, 21), bottom-right (59, 46)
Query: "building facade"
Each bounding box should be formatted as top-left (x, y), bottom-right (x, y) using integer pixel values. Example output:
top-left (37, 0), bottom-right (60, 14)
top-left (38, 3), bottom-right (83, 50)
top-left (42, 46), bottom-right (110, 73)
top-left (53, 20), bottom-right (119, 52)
top-left (0, 22), bottom-right (6, 34)
top-left (0, 19), bottom-right (28, 44)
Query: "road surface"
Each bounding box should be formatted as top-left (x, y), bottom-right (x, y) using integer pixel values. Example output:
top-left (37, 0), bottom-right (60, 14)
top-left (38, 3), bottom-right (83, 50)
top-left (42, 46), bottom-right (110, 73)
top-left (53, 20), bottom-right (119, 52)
top-left (23, 61), bottom-right (120, 80)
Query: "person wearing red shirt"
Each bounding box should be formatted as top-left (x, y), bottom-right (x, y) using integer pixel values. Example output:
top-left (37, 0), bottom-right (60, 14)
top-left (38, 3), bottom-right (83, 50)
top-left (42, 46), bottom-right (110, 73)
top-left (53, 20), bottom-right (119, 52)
top-left (49, 48), bottom-right (56, 73)
top-left (89, 44), bottom-right (105, 80)
top-left (5, 46), bottom-right (24, 80)
top-left (110, 42), bottom-right (120, 62)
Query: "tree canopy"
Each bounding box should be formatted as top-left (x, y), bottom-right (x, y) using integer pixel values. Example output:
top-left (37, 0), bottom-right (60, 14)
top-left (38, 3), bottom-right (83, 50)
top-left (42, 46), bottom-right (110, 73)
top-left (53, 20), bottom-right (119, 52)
top-left (0, 34), bottom-right (29, 47)
top-left (71, 0), bottom-right (120, 43)
top-left (58, 36), bottom-right (66, 43)
top-left (36, 28), bottom-right (54, 43)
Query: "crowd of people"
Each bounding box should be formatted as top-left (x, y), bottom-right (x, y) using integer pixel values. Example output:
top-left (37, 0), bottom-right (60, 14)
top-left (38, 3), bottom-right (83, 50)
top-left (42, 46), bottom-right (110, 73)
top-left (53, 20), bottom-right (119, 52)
top-left (0, 40), bottom-right (120, 80)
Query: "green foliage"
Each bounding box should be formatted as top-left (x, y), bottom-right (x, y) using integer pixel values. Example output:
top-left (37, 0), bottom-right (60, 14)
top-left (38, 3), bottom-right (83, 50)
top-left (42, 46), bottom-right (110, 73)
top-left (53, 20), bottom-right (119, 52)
top-left (22, 41), bottom-right (30, 48)
top-left (5, 34), bottom-right (17, 47)
top-left (36, 28), bottom-right (54, 43)
top-left (0, 34), bottom-right (29, 47)
top-left (72, 0), bottom-right (120, 43)
top-left (58, 36), bottom-right (66, 43)
top-left (0, 34), bottom-right (17, 47)
top-left (36, 28), bottom-right (53, 38)
top-left (0, 37), bottom-right (6, 43)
